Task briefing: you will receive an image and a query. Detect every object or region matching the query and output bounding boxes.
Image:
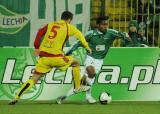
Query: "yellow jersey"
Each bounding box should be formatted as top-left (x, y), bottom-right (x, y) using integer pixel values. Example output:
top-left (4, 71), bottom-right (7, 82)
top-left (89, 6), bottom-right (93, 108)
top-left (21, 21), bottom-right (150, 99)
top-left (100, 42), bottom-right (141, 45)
top-left (35, 20), bottom-right (89, 56)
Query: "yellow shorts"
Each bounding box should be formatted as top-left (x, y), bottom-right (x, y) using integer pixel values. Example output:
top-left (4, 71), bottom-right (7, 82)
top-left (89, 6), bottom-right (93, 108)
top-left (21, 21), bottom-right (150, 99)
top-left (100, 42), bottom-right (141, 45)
top-left (35, 56), bottom-right (73, 74)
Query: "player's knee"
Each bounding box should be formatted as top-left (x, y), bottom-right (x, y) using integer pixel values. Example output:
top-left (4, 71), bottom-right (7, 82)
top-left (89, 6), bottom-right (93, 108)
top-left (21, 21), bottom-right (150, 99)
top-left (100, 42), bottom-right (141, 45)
top-left (86, 66), bottom-right (96, 78)
top-left (71, 59), bottom-right (80, 67)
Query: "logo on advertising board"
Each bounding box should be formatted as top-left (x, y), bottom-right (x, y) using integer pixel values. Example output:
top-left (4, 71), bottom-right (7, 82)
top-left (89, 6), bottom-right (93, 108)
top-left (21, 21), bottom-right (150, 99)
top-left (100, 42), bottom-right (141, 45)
top-left (0, 48), bottom-right (160, 101)
top-left (0, 5), bottom-right (30, 34)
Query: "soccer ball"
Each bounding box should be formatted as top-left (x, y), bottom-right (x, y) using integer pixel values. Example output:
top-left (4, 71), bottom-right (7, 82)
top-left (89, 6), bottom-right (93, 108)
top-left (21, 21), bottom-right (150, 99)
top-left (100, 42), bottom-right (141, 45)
top-left (99, 92), bottom-right (112, 104)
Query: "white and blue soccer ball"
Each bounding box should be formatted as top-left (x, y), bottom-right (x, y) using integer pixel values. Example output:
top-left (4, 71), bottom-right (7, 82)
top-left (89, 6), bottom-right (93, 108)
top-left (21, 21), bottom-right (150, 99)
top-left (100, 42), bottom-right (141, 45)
top-left (99, 92), bottom-right (112, 104)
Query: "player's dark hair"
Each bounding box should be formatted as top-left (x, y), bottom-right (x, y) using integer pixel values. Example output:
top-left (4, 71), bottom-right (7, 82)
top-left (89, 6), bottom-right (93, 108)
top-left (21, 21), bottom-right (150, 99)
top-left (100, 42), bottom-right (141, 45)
top-left (61, 11), bottom-right (73, 20)
top-left (96, 16), bottom-right (109, 24)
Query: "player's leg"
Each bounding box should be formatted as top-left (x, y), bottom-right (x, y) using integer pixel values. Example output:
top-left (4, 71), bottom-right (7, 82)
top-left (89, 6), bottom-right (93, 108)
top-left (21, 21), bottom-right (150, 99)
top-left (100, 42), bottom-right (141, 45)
top-left (59, 56), bottom-right (81, 90)
top-left (9, 57), bottom-right (51, 105)
top-left (60, 56), bottom-right (90, 92)
top-left (84, 55), bottom-right (103, 103)
top-left (71, 59), bottom-right (91, 92)
top-left (56, 75), bottom-right (93, 104)
top-left (9, 73), bottom-right (44, 105)
top-left (85, 66), bottom-right (97, 103)
top-left (83, 56), bottom-right (96, 103)
top-left (56, 73), bottom-right (95, 104)
top-left (56, 57), bottom-right (93, 104)
top-left (71, 59), bottom-right (81, 90)
top-left (56, 87), bottom-right (75, 104)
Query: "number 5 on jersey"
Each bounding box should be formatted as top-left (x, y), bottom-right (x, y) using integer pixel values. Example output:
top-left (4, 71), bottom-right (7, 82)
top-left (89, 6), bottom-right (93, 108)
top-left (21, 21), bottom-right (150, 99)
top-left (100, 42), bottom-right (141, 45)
top-left (48, 25), bottom-right (60, 39)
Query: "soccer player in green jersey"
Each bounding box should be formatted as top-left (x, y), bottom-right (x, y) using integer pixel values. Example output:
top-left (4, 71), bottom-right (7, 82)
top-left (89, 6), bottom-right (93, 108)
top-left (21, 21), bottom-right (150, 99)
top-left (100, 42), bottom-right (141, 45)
top-left (56, 16), bottom-right (131, 104)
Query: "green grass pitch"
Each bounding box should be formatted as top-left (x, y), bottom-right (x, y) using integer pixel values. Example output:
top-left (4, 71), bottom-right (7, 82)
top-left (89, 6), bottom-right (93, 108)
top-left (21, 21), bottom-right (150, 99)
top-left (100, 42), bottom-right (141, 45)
top-left (0, 100), bottom-right (160, 114)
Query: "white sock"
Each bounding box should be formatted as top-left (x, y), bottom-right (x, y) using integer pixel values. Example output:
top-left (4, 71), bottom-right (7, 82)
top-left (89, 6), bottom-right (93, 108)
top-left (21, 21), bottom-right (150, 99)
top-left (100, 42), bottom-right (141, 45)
top-left (85, 78), bottom-right (95, 99)
top-left (86, 88), bottom-right (92, 99)
top-left (86, 77), bottom-right (95, 85)
top-left (65, 87), bottom-right (75, 97)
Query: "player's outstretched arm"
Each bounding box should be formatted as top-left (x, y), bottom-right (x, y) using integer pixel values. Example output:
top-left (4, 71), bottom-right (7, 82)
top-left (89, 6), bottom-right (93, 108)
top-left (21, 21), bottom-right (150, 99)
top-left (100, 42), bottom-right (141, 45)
top-left (68, 25), bottom-right (92, 54)
top-left (65, 41), bottom-right (81, 56)
top-left (111, 29), bottom-right (132, 42)
top-left (123, 32), bottom-right (132, 42)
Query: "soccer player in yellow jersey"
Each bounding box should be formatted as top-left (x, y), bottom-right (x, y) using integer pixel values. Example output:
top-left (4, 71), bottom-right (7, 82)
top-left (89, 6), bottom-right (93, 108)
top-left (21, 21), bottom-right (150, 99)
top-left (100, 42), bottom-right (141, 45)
top-left (9, 11), bottom-right (91, 105)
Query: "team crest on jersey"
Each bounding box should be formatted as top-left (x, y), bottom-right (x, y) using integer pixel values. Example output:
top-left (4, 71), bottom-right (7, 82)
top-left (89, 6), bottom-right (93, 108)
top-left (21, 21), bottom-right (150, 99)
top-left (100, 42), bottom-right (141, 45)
top-left (96, 45), bottom-right (105, 51)
top-left (103, 37), bottom-right (109, 40)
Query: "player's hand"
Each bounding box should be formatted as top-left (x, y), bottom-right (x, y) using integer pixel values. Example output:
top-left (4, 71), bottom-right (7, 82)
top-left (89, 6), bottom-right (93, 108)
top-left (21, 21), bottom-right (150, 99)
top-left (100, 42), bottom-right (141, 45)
top-left (124, 32), bottom-right (129, 38)
top-left (124, 32), bottom-right (132, 42)
top-left (127, 36), bottom-right (132, 42)
top-left (34, 49), bottom-right (40, 56)
top-left (87, 48), bottom-right (92, 54)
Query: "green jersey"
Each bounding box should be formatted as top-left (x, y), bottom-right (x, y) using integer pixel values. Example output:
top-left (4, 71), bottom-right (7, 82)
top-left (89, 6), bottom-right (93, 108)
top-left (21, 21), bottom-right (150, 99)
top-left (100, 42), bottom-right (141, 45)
top-left (66, 29), bottom-right (126, 59)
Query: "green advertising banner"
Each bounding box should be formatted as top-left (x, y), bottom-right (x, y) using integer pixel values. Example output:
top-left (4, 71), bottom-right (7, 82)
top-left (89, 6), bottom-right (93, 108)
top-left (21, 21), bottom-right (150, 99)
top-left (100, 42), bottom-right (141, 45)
top-left (0, 0), bottom-right (30, 46)
top-left (0, 0), bottom-right (90, 46)
top-left (0, 47), bottom-right (160, 101)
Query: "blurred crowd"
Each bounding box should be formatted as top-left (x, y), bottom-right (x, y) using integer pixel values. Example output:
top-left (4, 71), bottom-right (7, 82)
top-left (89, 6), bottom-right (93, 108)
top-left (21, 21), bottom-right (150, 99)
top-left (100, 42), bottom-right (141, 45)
top-left (131, 0), bottom-right (160, 46)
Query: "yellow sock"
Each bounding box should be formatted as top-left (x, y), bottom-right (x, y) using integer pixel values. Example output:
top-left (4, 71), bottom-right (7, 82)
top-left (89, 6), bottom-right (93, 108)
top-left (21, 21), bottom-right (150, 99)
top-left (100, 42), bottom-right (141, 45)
top-left (15, 79), bottom-right (35, 99)
top-left (72, 66), bottom-right (81, 89)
